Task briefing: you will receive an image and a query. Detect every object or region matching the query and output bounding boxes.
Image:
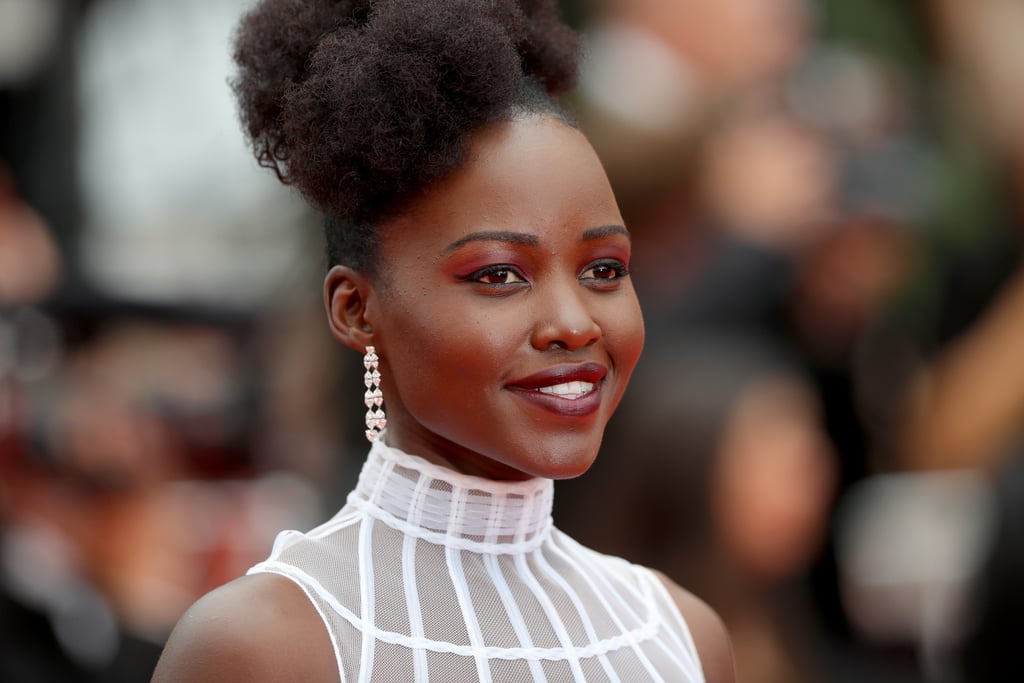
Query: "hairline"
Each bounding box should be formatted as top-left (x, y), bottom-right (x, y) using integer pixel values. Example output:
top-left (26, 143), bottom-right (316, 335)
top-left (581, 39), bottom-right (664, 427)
top-left (327, 94), bottom-right (579, 281)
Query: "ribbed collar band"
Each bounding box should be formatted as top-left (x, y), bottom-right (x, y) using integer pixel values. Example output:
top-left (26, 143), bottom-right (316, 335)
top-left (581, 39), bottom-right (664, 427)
top-left (348, 440), bottom-right (555, 554)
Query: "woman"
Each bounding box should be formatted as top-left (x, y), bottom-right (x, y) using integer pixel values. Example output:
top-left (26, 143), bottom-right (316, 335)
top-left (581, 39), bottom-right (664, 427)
top-left (152, 0), bottom-right (733, 680)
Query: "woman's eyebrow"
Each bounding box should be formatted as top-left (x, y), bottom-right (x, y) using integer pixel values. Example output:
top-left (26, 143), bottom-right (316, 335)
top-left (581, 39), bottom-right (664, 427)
top-left (443, 231), bottom-right (540, 253)
top-left (442, 225), bottom-right (629, 254)
top-left (582, 224), bottom-right (630, 241)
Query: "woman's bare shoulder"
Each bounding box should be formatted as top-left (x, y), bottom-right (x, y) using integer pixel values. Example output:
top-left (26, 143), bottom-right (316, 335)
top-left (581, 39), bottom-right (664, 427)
top-left (151, 572), bottom-right (336, 683)
top-left (652, 570), bottom-right (736, 683)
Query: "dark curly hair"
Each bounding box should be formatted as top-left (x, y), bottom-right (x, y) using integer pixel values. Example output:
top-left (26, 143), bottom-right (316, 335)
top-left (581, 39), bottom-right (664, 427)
top-left (231, 0), bottom-right (581, 274)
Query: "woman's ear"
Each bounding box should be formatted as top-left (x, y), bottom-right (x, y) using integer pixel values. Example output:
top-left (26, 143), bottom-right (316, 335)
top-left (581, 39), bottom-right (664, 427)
top-left (324, 265), bottom-right (376, 351)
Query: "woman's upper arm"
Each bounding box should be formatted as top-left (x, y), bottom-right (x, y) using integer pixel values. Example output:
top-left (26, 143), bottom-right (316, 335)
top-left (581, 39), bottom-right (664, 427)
top-left (151, 574), bottom-right (337, 683)
top-left (656, 572), bottom-right (737, 683)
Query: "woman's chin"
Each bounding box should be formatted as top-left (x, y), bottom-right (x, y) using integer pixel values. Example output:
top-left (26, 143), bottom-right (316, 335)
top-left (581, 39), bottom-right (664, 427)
top-left (519, 440), bottom-right (602, 480)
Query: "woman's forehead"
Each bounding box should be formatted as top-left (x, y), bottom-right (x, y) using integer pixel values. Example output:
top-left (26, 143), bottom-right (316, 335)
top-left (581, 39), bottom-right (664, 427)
top-left (381, 117), bottom-right (622, 250)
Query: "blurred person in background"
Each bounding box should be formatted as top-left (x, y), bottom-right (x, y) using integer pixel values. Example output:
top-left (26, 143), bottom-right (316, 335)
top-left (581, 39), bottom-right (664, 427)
top-left (575, 0), bottom-right (813, 231)
top-left (882, 3), bottom-right (1024, 680)
top-left (1, 0), bottom-right (344, 679)
top-left (897, 0), bottom-right (1024, 475)
top-left (0, 298), bottom-right (321, 681)
top-left (74, 0), bottom-right (310, 307)
top-left (0, 167), bottom-right (62, 307)
top-left (71, 0), bottom-right (356, 494)
top-left (0, 0), bottom-right (82, 272)
top-left (632, 86), bottom-right (839, 334)
top-left (561, 336), bottom-right (840, 683)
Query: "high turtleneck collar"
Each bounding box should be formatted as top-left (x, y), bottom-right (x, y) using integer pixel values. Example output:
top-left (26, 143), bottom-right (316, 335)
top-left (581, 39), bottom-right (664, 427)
top-left (348, 440), bottom-right (555, 553)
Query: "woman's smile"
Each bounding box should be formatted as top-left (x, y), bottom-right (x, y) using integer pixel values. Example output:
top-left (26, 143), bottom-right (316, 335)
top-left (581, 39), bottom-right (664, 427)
top-left (506, 361), bottom-right (607, 417)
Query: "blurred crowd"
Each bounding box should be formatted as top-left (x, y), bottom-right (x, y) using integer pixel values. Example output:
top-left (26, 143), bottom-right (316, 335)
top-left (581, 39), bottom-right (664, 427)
top-left (558, 1), bottom-right (1024, 682)
top-left (2, 0), bottom-right (1024, 681)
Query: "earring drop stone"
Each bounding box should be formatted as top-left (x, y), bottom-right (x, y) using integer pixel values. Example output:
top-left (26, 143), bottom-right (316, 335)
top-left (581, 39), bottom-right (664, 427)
top-left (363, 346), bottom-right (386, 442)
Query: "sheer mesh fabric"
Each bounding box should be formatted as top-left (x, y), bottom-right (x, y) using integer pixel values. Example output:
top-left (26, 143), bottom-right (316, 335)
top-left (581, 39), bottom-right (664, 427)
top-left (249, 441), bottom-right (705, 682)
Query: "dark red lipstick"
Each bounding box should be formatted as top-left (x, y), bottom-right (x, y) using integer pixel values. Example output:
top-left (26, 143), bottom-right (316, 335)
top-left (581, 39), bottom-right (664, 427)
top-left (507, 362), bottom-right (607, 390)
top-left (506, 362), bottom-right (607, 417)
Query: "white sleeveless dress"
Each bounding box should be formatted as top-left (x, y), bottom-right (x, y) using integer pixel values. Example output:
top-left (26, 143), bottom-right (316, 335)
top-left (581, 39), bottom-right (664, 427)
top-left (248, 440), bottom-right (705, 682)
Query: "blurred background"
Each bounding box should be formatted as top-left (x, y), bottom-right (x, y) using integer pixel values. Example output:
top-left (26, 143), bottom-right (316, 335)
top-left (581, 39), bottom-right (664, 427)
top-left (1, 0), bottom-right (1023, 681)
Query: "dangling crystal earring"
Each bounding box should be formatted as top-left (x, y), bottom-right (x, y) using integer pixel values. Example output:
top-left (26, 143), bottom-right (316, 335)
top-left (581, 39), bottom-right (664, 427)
top-left (363, 345), bottom-right (386, 442)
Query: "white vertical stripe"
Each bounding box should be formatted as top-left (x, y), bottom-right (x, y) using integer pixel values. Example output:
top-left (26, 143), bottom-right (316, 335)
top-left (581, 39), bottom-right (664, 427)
top-left (370, 459), bottom-right (395, 505)
top-left (357, 518), bottom-right (376, 683)
top-left (445, 489), bottom-right (492, 683)
top-left (533, 548), bottom-right (621, 683)
top-left (484, 492), bottom-right (506, 543)
top-left (516, 490), bottom-right (536, 543)
top-left (585, 553), bottom-right (693, 676)
top-left (516, 551), bottom-right (587, 682)
top-left (484, 554), bottom-right (547, 681)
top-left (359, 449), bottom-right (394, 682)
top-left (647, 572), bottom-right (705, 678)
top-left (404, 474), bottom-right (432, 683)
top-left (548, 536), bottom-right (665, 683)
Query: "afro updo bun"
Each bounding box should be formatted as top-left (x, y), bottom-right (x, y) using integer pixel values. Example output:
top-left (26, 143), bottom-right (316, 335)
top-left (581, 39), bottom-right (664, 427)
top-left (231, 0), bottom-right (581, 271)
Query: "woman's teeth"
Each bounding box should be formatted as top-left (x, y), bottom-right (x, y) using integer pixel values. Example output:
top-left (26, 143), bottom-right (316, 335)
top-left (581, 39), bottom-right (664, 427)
top-left (536, 381), bottom-right (594, 400)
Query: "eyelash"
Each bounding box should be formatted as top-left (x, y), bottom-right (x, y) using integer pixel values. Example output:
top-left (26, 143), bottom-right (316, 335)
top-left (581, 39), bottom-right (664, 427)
top-left (460, 259), bottom-right (631, 288)
top-left (460, 265), bottom-right (527, 287)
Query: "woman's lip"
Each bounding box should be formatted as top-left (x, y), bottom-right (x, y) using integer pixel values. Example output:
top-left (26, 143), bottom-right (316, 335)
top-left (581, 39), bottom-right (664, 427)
top-left (506, 362), bottom-right (608, 418)
top-left (507, 362), bottom-right (607, 390)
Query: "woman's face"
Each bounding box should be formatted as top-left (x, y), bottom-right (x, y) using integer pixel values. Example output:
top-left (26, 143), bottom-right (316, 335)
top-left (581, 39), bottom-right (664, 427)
top-left (366, 115), bottom-right (644, 480)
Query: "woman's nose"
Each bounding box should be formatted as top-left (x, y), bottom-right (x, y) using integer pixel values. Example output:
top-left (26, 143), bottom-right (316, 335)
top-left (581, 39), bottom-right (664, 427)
top-left (529, 283), bottom-right (602, 351)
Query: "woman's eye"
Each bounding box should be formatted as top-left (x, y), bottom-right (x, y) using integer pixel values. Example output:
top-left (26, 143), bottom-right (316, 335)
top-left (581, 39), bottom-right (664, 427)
top-left (466, 266), bottom-right (526, 285)
top-left (581, 260), bottom-right (629, 281)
